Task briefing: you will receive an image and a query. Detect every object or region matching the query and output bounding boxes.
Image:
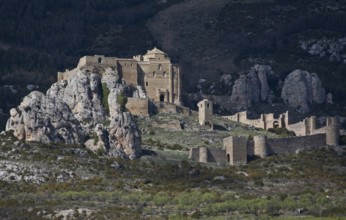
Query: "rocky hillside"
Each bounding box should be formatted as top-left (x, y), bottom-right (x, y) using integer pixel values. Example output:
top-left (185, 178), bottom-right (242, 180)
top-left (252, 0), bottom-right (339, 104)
top-left (148, 0), bottom-right (346, 108)
top-left (5, 66), bottom-right (142, 159)
top-left (0, 114), bottom-right (345, 219)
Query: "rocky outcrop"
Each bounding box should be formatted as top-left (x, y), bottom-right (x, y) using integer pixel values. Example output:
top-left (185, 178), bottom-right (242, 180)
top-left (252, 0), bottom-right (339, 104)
top-left (230, 65), bottom-right (273, 111)
top-left (6, 67), bottom-right (141, 159)
top-left (300, 37), bottom-right (346, 63)
top-left (281, 70), bottom-right (326, 113)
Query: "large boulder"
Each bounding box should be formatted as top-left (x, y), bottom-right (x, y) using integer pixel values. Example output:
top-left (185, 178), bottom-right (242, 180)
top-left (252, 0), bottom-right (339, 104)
top-left (281, 70), bottom-right (326, 113)
top-left (230, 65), bottom-right (273, 111)
top-left (6, 67), bottom-right (141, 159)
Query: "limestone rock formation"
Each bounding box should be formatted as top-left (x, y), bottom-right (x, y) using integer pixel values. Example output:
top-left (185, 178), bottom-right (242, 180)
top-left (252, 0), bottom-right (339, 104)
top-left (6, 67), bottom-right (141, 159)
top-left (230, 65), bottom-right (273, 111)
top-left (281, 70), bottom-right (326, 113)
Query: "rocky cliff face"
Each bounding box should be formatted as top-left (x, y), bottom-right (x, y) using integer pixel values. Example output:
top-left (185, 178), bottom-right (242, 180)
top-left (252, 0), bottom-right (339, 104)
top-left (230, 65), bottom-right (273, 111)
top-left (281, 69), bottom-right (326, 114)
top-left (6, 67), bottom-right (141, 159)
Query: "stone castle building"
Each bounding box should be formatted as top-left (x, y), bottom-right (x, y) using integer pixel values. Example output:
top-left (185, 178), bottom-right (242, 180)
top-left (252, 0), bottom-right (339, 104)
top-left (58, 48), bottom-right (182, 105)
top-left (192, 99), bottom-right (340, 166)
top-left (197, 99), bottom-right (213, 129)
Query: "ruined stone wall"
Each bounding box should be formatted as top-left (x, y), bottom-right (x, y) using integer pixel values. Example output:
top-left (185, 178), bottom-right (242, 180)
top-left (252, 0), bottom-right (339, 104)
top-left (155, 102), bottom-right (178, 114)
top-left (224, 136), bottom-right (247, 165)
top-left (208, 149), bottom-right (227, 164)
top-left (189, 147), bottom-right (227, 164)
top-left (57, 68), bottom-right (79, 81)
top-left (77, 56), bottom-right (117, 68)
top-left (125, 98), bottom-right (149, 116)
top-left (189, 148), bottom-right (199, 161)
top-left (247, 141), bottom-right (254, 157)
top-left (117, 60), bottom-right (138, 85)
top-left (224, 111), bottom-right (282, 130)
top-left (311, 127), bottom-right (327, 135)
top-left (267, 134), bottom-right (326, 155)
top-left (287, 121), bottom-right (307, 136)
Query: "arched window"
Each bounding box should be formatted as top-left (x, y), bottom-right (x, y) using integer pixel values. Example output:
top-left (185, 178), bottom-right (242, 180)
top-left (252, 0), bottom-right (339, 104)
top-left (98, 58), bottom-right (102, 64)
top-left (160, 94), bottom-right (165, 102)
top-left (158, 64), bottom-right (162, 71)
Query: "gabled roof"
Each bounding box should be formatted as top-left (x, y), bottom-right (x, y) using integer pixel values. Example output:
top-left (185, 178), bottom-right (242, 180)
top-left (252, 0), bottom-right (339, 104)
top-left (146, 47), bottom-right (167, 55)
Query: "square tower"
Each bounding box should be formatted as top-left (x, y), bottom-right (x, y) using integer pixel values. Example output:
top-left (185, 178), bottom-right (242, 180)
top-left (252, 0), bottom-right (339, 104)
top-left (197, 99), bottom-right (213, 129)
top-left (223, 136), bottom-right (247, 166)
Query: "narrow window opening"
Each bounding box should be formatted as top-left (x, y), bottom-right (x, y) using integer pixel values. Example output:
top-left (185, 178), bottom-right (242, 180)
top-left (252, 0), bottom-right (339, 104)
top-left (160, 94), bottom-right (165, 102)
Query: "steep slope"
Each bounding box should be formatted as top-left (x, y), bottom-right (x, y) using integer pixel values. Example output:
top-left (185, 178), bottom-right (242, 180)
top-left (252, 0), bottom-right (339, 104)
top-left (147, 0), bottom-right (346, 106)
top-left (6, 67), bottom-right (142, 159)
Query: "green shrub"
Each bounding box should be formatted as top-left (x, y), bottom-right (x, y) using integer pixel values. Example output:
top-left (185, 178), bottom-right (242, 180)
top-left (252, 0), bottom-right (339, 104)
top-left (339, 135), bottom-right (346, 145)
top-left (268, 128), bottom-right (295, 137)
top-left (101, 83), bottom-right (110, 114)
top-left (117, 91), bottom-right (127, 112)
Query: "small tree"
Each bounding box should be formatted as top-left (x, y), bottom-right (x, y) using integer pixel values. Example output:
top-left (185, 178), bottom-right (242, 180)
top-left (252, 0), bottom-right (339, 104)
top-left (117, 91), bottom-right (128, 112)
top-left (101, 83), bottom-right (110, 114)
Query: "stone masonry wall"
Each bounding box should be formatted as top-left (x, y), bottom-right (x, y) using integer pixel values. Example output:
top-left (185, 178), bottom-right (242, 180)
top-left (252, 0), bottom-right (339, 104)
top-left (125, 98), bottom-right (149, 117)
top-left (208, 148), bottom-right (227, 163)
top-left (267, 134), bottom-right (326, 155)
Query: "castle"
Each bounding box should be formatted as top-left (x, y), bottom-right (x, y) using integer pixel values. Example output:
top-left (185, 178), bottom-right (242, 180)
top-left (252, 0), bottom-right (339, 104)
top-left (57, 48), bottom-right (182, 106)
top-left (191, 99), bottom-right (340, 165)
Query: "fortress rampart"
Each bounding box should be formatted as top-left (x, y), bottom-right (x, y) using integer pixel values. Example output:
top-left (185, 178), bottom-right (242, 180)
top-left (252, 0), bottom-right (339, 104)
top-left (224, 111), bottom-right (337, 138)
top-left (190, 116), bottom-right (339, 165)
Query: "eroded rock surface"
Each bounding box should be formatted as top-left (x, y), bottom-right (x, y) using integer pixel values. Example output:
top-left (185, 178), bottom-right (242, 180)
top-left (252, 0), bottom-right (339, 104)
top-left (6, 67), bottom-right (141, 159)
top-left (281, 70), bottom-right (326, 113)
top-left (230, 65), bottom-right (273, 111)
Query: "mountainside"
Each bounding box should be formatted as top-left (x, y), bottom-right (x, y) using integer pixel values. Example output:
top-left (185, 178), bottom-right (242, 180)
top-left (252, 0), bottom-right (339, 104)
top-left (147, 0), bottom-right (346, 105)
top-left (1, 0), bottom-right (346, 130)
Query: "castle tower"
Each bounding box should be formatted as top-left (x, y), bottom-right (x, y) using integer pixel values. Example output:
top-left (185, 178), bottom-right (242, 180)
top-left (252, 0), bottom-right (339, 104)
top-left (326, 117), bottom-right (339, 146)
top-left (254, 135), bottom-right (268, 158)
top-left (197, 99), bottom-right (213, 129)
top-left (223, 136), bottom-right (247, 166)
top-left (309, 116), bottom-right (316, 135)
top-left (199, 147), bottom-right (208, 163)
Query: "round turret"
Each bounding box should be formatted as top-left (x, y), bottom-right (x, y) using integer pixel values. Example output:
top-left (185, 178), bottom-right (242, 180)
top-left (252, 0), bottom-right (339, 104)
top-left (199, 147), bottom-right (208, 163)
top-left (254, 135), bottom-right (268, 158)
top-left (326, 117), bottom-right (339, 146)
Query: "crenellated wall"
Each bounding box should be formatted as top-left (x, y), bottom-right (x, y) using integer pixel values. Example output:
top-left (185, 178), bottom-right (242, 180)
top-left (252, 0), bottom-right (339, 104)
top-left (266, 134), bottom-right (326, 155)
top-left (223, 111), bottom-right (285, 130)
top-left (189, 118), bottom-right (339, 166)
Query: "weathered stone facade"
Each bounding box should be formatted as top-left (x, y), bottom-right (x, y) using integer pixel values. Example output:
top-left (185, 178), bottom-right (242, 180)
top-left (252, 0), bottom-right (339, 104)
top-left (224, 111), bottom-right (338, 138)
top-left (58, 48), bottom-right (182, 106)
top-left (190, 101), bottom-right (340, 165)
top-left (197, 99), bottom-right (213, 129)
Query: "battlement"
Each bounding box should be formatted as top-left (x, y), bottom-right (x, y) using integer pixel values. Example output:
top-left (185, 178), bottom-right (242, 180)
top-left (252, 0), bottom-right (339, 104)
top-left (189, 131), bottom-right (335, 166)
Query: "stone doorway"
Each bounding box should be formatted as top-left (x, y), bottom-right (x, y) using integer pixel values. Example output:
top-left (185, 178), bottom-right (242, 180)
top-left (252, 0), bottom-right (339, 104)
top-left (160, 94), bottom-right (165, 102)
top-left (273, 121), bottom-right (279, 128)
